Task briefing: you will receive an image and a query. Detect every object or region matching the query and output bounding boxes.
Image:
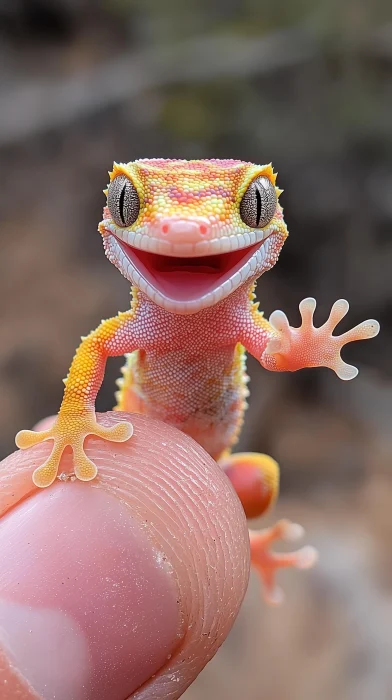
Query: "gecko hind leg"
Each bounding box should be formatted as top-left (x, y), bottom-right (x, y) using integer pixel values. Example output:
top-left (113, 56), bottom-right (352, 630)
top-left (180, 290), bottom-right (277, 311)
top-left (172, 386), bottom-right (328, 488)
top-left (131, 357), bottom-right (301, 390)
top-left (221, 452), bottom-right (318, 604)
top-left (114, 352), bottom-right (144, 413)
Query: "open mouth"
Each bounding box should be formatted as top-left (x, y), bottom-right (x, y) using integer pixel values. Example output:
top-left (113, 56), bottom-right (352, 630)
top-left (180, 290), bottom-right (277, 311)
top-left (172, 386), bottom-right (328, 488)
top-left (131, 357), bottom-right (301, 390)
top-left (116, 237), bottom-right (263, 304)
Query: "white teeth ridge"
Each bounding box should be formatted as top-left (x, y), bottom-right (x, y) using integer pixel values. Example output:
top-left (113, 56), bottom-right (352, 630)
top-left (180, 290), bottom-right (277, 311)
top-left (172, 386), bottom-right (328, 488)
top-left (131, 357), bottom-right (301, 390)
top-left (243, 232), bottom-right (251, 247)
top-left (103, 220), bottom-right (270, 258)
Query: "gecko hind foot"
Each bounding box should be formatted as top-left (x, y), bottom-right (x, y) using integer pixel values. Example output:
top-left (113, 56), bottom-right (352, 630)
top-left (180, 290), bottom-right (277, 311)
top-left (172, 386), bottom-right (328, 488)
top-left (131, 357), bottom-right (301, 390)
top-left (250, 519), bottom-right (318, 605)
top-left (16, 416), bottom-right (133, 488)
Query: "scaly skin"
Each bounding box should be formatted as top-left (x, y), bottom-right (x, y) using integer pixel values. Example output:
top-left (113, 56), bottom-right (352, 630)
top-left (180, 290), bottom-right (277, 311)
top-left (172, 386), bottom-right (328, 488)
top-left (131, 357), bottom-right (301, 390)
top-left (16, 159), bottom-right (379, 602)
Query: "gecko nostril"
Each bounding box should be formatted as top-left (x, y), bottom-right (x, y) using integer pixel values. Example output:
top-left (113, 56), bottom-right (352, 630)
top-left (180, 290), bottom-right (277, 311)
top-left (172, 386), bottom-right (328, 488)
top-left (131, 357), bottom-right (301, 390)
top-left (158, 219), bottom-right (209, 240)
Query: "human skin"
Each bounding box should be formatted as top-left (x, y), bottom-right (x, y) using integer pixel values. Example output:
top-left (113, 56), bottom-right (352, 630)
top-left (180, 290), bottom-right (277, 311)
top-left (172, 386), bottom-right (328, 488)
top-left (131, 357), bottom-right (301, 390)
top-left (0, 412), bottom-right (249, 700)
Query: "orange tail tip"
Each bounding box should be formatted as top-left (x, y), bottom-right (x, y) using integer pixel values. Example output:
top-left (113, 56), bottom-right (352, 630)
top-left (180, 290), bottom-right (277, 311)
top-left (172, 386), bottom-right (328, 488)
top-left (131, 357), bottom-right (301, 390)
top-left (222, 452), bottom-right (279, 520)
top-left (249, 519), bottom-right (318, 605)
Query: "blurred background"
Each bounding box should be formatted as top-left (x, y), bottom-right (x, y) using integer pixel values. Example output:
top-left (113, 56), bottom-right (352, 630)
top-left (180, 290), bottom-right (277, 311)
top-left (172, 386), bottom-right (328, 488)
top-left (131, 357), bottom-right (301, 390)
top-left (1, 0), bottom-right (392, 697)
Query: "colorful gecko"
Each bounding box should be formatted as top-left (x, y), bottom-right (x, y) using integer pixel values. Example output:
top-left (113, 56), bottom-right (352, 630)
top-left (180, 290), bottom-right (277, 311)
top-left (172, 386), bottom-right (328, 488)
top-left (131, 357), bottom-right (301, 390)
top-left (16, 159), bottom-right (379, 603)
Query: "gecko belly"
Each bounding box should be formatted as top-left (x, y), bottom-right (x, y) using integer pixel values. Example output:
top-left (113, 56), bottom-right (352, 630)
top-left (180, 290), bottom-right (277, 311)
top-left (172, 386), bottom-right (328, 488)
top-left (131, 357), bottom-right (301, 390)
top-left (117, 345), bottom-right (249, 460)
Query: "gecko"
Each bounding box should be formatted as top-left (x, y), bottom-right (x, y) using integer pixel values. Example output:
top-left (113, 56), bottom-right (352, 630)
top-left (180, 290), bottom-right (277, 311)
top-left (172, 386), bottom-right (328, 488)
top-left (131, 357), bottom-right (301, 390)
top-left (15, 159), bottom-right (380, 604)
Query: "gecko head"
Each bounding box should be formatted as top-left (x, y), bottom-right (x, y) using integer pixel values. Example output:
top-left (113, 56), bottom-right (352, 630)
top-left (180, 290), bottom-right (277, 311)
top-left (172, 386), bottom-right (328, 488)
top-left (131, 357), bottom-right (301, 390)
top-left (99, 159), bottom-right (288, 315)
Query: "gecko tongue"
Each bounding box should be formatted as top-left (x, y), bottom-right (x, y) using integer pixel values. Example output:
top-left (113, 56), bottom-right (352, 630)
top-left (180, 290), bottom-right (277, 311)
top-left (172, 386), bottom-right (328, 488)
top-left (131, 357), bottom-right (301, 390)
top-left (118, 240), bottom-right (260, 302)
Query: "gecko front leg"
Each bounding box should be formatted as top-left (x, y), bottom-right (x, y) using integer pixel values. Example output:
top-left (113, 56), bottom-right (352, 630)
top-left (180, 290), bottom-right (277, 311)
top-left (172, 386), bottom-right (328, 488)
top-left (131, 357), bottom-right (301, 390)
top-left (16, 311), bottom-right (137, 488)
top-left (261, 298), bottom-right (380, 379)
top-left (239, 297), bottom-right (379, 601)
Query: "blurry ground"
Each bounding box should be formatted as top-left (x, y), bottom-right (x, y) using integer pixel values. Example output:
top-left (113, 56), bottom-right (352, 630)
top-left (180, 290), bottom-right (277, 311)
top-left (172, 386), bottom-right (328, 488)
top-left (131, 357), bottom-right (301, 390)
top-left (1, 1), bottom-right (392, 698)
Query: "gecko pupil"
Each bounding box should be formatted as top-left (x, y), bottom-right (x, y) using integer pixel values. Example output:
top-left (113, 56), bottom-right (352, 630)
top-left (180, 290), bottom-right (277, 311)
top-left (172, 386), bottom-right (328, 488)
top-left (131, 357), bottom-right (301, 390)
top-left (119, 183), bottom-right (126, 226)
top-left (255, 185), bottom-right (262, 227)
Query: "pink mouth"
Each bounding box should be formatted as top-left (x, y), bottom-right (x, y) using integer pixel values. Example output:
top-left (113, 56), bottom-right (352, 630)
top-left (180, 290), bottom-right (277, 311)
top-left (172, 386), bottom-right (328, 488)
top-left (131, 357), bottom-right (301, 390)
top-left (117, 238), bottom-right (261, 302)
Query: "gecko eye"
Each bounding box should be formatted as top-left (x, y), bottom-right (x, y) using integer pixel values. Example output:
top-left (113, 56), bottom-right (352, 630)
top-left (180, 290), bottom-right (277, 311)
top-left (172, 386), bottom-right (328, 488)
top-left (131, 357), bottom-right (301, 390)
top-left (240, 176), bottom-right (277, 229)
top-left (107, 175), bottom-right (140, 227)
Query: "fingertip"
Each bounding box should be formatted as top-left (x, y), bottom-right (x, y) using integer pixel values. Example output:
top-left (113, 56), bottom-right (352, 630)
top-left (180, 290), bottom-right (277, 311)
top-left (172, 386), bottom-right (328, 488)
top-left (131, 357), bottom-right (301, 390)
top-left (365, 319), bottom-right (380, 338)
top-left (1, 413), bottom-right (250, 700)
top-left (269, 309), bottom-right (289, 331)
top-left (299, 296), bottom-right (316, 312)
top-left (295, 545), bottom-right (319, 570)
top-left (282, 521), bottom-right (305, 542)
top-left (264, 585), bottom-right (284, 607)
top-left (334, 298), bottom-right (349, 311)
top-left (336, 363), bottom-right (359, 381)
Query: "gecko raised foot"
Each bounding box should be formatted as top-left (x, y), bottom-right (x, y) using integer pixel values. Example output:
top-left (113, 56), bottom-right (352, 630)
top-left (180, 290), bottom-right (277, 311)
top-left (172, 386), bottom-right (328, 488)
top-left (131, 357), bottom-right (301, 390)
top-left (16, 413), bottom-right (133, 488)
top-left (264, 297), bottom-right (380, 379)
top-left (249, 519), bottom-right (318, 605)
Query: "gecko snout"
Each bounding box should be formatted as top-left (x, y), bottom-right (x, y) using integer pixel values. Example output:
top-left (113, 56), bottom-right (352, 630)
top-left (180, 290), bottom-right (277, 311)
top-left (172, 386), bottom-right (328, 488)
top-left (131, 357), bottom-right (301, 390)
top-left (156, 217), bottom-right (211, 243)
